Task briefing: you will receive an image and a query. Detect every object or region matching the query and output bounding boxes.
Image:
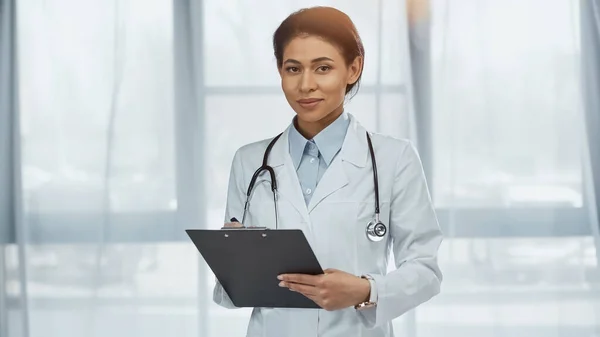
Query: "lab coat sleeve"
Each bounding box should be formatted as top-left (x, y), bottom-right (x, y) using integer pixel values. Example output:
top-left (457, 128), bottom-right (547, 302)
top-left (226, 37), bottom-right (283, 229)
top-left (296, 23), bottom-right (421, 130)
top-left (357, 141), bottom-right (443, 328)
top-left (212, 148), bottom-right (247, 309)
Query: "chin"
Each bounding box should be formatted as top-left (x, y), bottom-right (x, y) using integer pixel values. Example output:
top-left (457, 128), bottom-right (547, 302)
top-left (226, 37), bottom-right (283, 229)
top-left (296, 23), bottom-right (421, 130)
top-left (294, 107), bottom-right (329, 123)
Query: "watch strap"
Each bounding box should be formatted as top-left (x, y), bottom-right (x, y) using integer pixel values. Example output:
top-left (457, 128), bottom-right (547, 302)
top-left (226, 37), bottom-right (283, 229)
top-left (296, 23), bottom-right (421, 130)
top-left (354, 275), bottom-right (377, 310)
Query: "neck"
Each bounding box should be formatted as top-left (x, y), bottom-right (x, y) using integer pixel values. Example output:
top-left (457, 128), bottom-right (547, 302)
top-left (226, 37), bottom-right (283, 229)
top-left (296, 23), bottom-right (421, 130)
top-left (296, 105), bottom-right (344, 139)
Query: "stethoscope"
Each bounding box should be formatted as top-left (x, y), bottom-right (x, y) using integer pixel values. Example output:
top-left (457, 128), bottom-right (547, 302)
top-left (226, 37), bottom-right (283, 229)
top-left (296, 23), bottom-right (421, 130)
top-left (240, 131), bottom-right (387, 242)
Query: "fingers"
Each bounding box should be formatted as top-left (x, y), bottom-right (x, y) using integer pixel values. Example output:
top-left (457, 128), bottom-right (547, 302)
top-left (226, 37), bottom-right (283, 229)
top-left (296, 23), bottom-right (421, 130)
top-left (222, 222), bottom-right (243, 228)
top-left (281, 283), bottom-right (323, 309)
top-left (280, 281), bottom-right (318, 296)
top-left (298, 292), bottom-right (333, 311)
top-left (302, 293), bottom-right (322, 307)
top-left (278, 274), bottom-right (336, 311)
top-left (278, 273), bottom-right (319, 286)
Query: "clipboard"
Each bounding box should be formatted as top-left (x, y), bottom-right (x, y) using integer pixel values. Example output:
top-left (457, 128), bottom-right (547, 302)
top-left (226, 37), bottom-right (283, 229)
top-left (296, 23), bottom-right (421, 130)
top-left (186, 228), bottom-right (324, 309)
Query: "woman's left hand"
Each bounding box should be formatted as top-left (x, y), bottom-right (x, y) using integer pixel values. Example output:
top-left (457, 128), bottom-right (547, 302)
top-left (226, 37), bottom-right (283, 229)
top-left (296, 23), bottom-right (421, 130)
top-left (278, 268), bottom-right (371, 311)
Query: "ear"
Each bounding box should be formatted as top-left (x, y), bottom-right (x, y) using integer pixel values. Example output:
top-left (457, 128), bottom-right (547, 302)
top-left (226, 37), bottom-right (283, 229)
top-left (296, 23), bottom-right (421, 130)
top-left (346, 56), bottom-right (363, 85)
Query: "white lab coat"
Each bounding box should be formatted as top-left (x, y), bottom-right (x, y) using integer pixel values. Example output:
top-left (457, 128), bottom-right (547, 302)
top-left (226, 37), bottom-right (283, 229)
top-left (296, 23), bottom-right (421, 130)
top-left (214, 113), bottom-right (443, 337)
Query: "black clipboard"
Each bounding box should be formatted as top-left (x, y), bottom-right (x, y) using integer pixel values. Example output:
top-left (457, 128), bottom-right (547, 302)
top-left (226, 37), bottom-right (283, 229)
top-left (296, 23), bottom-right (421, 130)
top-left (186, 228), bottom-right (324, 309)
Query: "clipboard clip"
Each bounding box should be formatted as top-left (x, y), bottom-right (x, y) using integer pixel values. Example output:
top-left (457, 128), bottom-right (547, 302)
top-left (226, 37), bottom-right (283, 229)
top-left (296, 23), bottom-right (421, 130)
top-left (222, 217), bottom-right (269, 230)
top-left (221, 226), bottom-right (269, 230)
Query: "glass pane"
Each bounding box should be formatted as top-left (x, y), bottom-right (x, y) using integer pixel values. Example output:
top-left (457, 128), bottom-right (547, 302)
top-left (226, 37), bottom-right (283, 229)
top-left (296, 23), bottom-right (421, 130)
top-left (203, 0), bottom-right (408, 86)
top-left (4, 243), bottom-right (199, 337)
top-left (204, 94), bottom-right (294, 217)
top-left (17, 0), bottom-right (176, 214)
top-left (417, 237), bottom-right (599, 337)
top-left (378, 93), bottom-right (412, 139)
top-left (430, 0), bottom-right (584, 209)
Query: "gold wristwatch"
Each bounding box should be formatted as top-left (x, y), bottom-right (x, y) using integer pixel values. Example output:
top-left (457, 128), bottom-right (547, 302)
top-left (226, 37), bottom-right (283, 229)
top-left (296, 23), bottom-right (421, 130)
top-left (354, 275), bottom-right (377, 310)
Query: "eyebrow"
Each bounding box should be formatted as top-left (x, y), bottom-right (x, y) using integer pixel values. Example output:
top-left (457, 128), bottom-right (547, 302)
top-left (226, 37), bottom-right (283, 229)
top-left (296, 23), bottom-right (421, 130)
top-left (283, 57), bottom-right (334, 65)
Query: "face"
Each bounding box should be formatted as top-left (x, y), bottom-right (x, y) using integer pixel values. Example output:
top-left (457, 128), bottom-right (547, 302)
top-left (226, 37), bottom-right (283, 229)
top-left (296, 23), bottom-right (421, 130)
top-left (279, 35), bottom-right (362, 127)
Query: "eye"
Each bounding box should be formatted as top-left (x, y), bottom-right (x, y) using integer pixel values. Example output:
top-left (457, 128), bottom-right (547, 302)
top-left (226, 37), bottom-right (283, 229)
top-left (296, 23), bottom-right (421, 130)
top-left (316, 65), bottom-right (331, 72)
top-left (285, 66), bottom-right (300, 73)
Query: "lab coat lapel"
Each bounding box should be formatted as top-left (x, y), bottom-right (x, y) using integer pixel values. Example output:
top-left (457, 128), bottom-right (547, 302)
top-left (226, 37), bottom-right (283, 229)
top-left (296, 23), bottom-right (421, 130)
top-left (307, 114), bottom-right (369, 213)
top-left (268, 127), bottom-right (311, 223)
top-left (306, 156), bottom-right (349, 213)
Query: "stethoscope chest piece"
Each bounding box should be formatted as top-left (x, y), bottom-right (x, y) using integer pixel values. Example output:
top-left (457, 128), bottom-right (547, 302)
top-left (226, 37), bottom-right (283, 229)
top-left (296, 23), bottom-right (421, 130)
top-left (366, 220), bottom-right (387, 242)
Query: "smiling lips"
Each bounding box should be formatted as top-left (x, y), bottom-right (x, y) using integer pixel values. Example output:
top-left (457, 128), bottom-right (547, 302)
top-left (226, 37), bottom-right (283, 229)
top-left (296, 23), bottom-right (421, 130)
top-left (297, 98), bottom-right (324, 109)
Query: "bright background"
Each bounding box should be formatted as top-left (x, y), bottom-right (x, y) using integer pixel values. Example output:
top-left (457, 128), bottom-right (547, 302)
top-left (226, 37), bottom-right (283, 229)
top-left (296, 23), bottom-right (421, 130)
top-left (1, 0), bottom-right (600, 336)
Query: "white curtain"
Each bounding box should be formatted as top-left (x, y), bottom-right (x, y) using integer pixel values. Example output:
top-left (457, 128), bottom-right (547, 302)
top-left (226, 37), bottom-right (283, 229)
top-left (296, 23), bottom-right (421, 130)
top-left (2, 0), bottom-right (599, 337)
top-left (425, 0), bottom-right (600, 337)
top-left (8, 1), bottom-right (199, 337)
top-left (582, 0), bottom-right (600, 257)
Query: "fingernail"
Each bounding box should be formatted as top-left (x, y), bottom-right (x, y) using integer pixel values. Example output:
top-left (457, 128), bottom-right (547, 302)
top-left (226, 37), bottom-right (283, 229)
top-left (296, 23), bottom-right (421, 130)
top-left (277, 275), bottom-right (283, 280)
top-left (278, 281), bottom-right (284, 287)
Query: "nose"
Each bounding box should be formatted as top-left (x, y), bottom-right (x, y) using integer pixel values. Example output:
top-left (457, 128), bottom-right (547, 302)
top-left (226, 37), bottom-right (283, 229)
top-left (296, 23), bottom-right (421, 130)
top-left (299, 72), bottom-right (317, 93)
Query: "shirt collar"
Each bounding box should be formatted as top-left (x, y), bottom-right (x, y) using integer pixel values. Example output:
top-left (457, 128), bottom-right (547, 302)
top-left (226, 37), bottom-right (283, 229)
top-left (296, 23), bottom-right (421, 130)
top-left (288, 112), bottom-right (350, 169)
top-left (288, 121), bottom-right (308, 170)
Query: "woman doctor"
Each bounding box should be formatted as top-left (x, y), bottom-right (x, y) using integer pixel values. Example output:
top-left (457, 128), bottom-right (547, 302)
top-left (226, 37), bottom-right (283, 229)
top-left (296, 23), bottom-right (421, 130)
top-left (214, 6), bottom-right (443, 337)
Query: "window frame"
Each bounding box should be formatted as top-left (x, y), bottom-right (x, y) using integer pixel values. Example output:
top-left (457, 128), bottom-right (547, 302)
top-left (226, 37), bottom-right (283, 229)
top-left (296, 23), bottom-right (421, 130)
top-left (7, 0), bottom-right (592, 247)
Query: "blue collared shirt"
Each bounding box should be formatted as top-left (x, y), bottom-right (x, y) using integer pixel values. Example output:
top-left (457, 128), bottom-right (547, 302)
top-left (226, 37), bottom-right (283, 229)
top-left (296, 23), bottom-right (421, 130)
top-left (288, 112), bottom-right (350, 205)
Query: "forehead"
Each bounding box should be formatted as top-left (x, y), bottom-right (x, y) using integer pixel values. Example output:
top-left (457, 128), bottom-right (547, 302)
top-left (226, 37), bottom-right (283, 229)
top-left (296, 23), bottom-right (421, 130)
top-left (283, 35), bottom-right (344, 62)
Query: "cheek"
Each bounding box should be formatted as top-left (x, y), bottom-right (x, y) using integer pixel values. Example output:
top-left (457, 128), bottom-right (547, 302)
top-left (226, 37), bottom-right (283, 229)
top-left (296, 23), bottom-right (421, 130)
top-left (317, 76), bottom-right (347, 99)
top-left (281, 77), bottom-right (297, 96)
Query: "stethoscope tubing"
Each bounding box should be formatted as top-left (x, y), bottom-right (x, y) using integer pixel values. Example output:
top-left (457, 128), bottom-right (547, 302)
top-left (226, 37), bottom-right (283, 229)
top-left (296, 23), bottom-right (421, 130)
top-left (241, 131), bottom-right (386, 241)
